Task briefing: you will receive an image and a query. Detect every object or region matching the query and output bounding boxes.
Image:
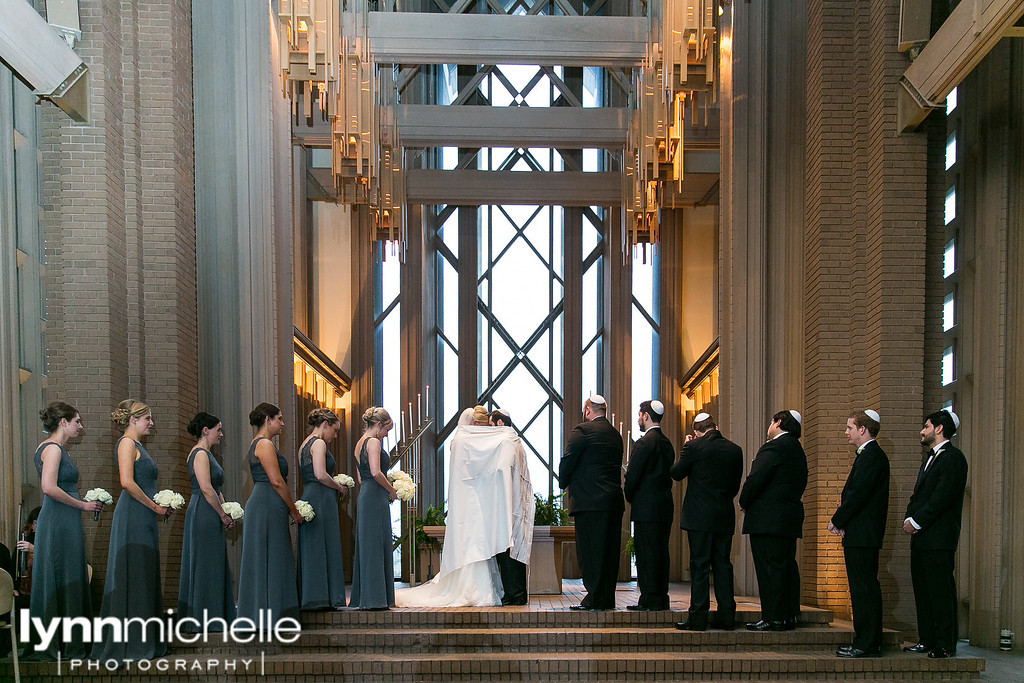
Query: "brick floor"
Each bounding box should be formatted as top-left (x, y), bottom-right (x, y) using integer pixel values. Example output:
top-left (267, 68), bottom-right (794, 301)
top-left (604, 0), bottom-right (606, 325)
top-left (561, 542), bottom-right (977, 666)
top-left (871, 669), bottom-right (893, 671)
top-left (2, 582), bottom-right (984, 682)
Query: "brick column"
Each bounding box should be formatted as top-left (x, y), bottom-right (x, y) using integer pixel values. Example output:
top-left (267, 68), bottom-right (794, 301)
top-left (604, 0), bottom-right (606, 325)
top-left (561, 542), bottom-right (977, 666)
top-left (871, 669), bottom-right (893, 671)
top-left (40, 0), bottom-right (197, 607)
top-left (802, 0), bottom-right (930, 629)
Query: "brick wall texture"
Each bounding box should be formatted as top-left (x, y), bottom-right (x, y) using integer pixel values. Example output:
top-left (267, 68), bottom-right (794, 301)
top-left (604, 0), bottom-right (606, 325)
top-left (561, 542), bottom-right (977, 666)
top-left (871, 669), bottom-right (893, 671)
top-left (38, 0), bottom-right (197, 609)
top-left (801, 0), bottom-right (937, 633)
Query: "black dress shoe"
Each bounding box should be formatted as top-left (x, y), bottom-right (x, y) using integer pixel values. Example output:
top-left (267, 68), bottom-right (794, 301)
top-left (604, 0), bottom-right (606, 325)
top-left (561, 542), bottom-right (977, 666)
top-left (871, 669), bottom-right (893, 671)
top-left (837, 644), bottom-right (854, 652)
top-left (837, 646), bottom-right (881, 658)
top-left (626, 604), bottom-right (652, 611)
top-left (674, 621), bottom-right (707, 631)
top-left (902, 643), bottom-right (929, 653)
top-left (745, 620), bottom-right (786, 632)
top-left (569, 604), bottom-right (589, 611)
top-left (784, 616), bottom-right (799, 629)
top-left (928, 647), bottom-right (953, 659)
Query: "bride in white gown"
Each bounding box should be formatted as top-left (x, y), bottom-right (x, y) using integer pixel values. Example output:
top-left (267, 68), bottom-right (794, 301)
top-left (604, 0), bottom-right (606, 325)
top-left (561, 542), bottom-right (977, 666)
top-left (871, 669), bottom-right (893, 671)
top-left (396, 407), bottom-right (534, 607)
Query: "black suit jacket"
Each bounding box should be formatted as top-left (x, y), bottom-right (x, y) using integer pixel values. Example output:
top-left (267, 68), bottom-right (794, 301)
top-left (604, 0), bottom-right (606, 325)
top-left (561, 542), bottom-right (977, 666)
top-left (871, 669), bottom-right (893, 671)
top-left (624, 427), bottom-right (675, 523)
top-left (558, 416), bottom-right (625, 515)
top-left (831, 440), bottom-right (890, 549)
top-left (739, 433), bottom-right (808, 538)
top-left (905, 442), bottom-right (968, 551)
top-left (670, 430), bottom-right (743, 534)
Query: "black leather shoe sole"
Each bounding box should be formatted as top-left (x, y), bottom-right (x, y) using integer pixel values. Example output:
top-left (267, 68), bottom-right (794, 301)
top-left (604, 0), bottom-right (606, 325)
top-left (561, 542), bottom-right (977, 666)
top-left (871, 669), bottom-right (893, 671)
top-left (837, 648), bottom-right (881, 658)
top-left (745, 620), bottom-right (786, 632)
top-left (902, 643), bottom-right (929, 653)
top-left (674, 621), bottom-right (707, 631)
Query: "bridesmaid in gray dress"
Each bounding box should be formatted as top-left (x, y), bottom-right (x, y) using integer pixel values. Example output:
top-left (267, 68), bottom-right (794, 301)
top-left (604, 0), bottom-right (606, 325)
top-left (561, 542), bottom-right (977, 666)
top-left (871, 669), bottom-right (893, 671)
top-left (177, 412), bottom-right (236, 631)
top-left (297, 408), bottom-right (349, 610)
top-left (237, 403), bottom-right (303, 623)
top-left (350, 406), bottom-right (398, 610)
top-left (25, 402), bottom-right (103, 661)
top-left (91, 399), bottom-right (173, 663)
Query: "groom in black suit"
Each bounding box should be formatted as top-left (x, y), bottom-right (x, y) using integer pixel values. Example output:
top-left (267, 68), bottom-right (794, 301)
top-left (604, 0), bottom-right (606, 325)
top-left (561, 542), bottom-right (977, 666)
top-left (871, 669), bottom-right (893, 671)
top-left (829, 409), bottom-right (890, 658)
top-left (623, 400), bottom-right (675, 611)
top-left (558, 395), bottom-right (625, 611)
top-left (671, 412), bottom-right (744, 630)
top-left (902, 409), bottom-right (968, 659)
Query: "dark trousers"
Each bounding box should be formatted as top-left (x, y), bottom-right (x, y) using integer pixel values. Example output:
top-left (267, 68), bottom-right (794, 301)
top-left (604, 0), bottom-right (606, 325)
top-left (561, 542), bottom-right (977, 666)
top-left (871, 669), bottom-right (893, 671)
top-left (844, 546), bottom-right (882, 650)
top-left (911, 548), bottom-right (958, 651)
top-left (686, 529), bottom-right (736, 627)
top-left (574, 510), bottom-right (623, 609)
top-left (749, 534), bottom-right (800, 622)
top-left (634, 520), bottom-right (671, 610)
top-left (495, 548), bottom-right (528, 605)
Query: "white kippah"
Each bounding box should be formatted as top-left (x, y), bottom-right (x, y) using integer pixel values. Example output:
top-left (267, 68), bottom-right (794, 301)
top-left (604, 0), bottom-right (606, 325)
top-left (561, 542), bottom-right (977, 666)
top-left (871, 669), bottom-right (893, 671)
top-left (494, 407), bottom-right (510, 418)
top-left (943, 407), bottom-right (960, 429)
top-left (789, 410), bottom-right (802, 424)
top-left (864, 409), bottom-right (880, 423)
top-left (589, 395), bottom-right (606, 406)
top-left (648, 400), bottom-right (665, 416)
top-left (694, 412), bottom-right (711, 423)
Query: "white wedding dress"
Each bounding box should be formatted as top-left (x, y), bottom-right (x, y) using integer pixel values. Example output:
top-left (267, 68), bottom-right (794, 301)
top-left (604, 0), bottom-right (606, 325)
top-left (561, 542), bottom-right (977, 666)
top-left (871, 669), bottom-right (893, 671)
top-left (396, 418), bottom-right (534, 608)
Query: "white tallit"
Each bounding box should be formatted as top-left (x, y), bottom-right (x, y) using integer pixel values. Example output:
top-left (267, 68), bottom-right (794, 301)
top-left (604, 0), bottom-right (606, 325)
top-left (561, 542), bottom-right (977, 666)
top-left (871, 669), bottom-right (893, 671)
top-left (396, 425), bottom-right (534, 607)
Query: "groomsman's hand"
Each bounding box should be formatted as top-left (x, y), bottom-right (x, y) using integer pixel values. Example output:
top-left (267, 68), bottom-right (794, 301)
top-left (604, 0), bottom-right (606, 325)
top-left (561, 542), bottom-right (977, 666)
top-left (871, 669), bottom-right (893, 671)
top-left (902, 519), bottom-right (918, 534)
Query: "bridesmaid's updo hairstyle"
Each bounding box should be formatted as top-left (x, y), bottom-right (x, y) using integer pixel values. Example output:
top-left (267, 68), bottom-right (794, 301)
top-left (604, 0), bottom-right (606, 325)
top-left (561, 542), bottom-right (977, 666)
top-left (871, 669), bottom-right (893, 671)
top-left (308, 408), bottom-right (340, 427)
top-left (187, 411), bottom-right (220, 438)
top-left (362, 406), bottom-right (392, 429)
top-left (249, 402), bottom-right (280, 428)
top-left (39, 401), bottom-right (78, 433)
top-left (111, 399), bottom-right (150, 428)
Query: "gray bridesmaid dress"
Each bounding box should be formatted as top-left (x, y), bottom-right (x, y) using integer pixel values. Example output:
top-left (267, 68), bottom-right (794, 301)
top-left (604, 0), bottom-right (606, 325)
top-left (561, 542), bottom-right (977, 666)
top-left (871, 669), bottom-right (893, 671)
top-left (297, 437), bottom-right (347, 609)
top-left (236, 437), bottom-right (300, 622)
top-left (349, 440), bottom-right (395, 609)
top-left (91, 439), bottom-right (168, 662)
top-left (177, 447), bottom-right (236, 630)
top-left (27, 444), bottom-right (92, 660)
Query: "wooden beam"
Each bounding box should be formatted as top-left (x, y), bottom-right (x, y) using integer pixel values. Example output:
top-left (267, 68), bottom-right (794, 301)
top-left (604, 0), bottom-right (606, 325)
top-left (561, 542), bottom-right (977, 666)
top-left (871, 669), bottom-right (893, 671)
top-left (899, 0), bottom-right (1024, 131)
top-left (368, 13), bottom-right (646, 67)
top-left (406, 169), bottom-right (620, 205)
top-left (397, 105), bottom-right (630, 148)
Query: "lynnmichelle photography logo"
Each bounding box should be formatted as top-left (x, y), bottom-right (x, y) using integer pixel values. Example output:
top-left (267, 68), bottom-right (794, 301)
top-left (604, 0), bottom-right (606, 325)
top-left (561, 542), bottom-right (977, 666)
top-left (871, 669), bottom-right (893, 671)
top-left (18, 609), bottom-right (300, 675)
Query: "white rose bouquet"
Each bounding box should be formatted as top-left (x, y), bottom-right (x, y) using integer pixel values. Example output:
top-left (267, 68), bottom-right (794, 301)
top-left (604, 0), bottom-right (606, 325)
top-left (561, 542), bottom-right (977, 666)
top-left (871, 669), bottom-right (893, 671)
top-left (153, 489), bottom-right (185, 522)
top-left (294, 499), bottom-right (315, 523)
top-left (84, 487), bottom-right (114, 521)
top-left (221, 501), bottom-right (244, 530)
top-left (387, 470), bottom-right (416, 502)
top-left (333, 473), bottom-right (355, 488)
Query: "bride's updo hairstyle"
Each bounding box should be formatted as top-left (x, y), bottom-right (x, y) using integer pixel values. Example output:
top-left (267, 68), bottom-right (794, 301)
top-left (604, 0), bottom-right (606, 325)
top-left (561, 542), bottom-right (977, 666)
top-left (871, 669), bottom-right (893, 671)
top-left (39, 401), bottom-right (78, 433)
top-left (111, 399), bottom-right (150, 428)
top-left (471, 405), bottom-right (489, 424)
top-left (362, 406), bottom-right (392, 429)
top-left (249, 402), bottom-right (280, 428)
top-left (308, 408), bottom-right (340, 427)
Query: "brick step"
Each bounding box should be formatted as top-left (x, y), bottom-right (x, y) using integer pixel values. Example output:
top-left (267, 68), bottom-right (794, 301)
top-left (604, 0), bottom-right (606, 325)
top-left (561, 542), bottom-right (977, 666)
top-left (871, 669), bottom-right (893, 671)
top-left (168, 626), bottom-right (901, 654)
top-left (6, 650), bottom-right (985, 682)
top-left (299, 607), bottom-right (833, 629)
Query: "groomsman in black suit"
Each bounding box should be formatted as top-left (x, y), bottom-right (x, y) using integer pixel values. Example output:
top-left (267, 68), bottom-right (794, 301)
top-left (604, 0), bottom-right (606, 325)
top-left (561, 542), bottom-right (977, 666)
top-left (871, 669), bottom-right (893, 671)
top-left (740, 409), bottom-right (808, 632)
top-left (558, 395), bottom-right (625, 611)
top-left (829, 409), bottom-right (890, 658)
top-left (671, 412), bottom-right (744, 631)
top-left (902, 408), bottom-right (968, 659)
top-left (623, 400), bottom-right (675, 611)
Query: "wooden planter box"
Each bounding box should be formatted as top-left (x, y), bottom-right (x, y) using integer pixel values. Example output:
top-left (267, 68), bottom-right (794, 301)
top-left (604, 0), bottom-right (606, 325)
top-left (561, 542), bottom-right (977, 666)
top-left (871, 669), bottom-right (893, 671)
top-left (421, 525), bottom-right (575, 595)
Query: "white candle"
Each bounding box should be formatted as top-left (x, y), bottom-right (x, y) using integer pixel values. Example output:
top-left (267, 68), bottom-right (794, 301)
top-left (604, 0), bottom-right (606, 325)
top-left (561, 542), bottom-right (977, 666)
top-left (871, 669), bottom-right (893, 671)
top-left (626, 432), bottom-right (631, 461)
top-left (417, 393), bottom-right (422, 425)
top-left (400, 410), bottom-right (405, 443)
top-left (408, 403), bottom-right (413, 436)
top-left (425, 385), bottom-right (430, 418)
